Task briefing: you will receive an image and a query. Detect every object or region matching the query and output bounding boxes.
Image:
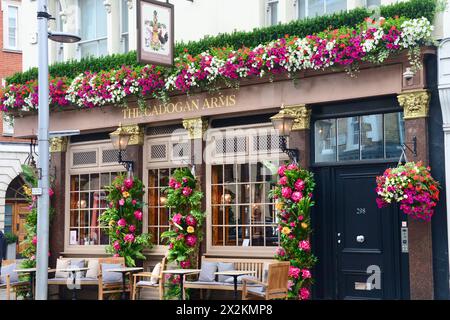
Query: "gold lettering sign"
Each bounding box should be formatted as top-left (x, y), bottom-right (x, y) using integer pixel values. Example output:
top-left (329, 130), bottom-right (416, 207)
top-left (123, 94), bottom-right (237, 120)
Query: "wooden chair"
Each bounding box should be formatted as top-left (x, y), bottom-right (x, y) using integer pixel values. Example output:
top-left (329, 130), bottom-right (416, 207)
top-left (97, 257), bottom-right (130, 300)
top-left (131, 256), bottom-right (167, 300)
top-left (242, 261), bottom-right (290, 300)
top-left (0, 260), bottom-right (30, 300)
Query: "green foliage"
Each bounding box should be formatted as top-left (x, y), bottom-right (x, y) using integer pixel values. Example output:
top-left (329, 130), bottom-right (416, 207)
top-left (5, 0), bottom-right (437, 85)
top-left (98, 174), bottom-right (152, 267)
top-left (4, 232), bottom-right (18, 244)
top-left (269, 163), bottom-right (317, 300)
top-left (160, 167), bottom-right (205, 299)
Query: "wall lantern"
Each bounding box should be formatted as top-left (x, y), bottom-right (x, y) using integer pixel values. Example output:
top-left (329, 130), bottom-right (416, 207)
top-left (270, 108), bottom-right (299, 164)
top-left (110, 124), bottom-right (134, 173)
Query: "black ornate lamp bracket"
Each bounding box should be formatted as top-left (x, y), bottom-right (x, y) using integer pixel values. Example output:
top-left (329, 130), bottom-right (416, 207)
top-left (118, 150), bottom-right (134, 172)
top-left (280, 136), bottom-right (299, 164)
top-left (401, 136), bottom-right (417, 157)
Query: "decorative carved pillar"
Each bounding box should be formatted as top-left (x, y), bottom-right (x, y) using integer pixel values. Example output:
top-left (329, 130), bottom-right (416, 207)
top-left (281, 104), bottom-right (311, 168)
top-left (105, 0), bottom-right (121, 55)
top-left (121, 124), bottom-right (144, 179)
top-left (397, 89), bottom-right (434, 300)
top-left (182, 117), bottom-right (208, 265)
top-left (49, 137), bottom-right (68, 153)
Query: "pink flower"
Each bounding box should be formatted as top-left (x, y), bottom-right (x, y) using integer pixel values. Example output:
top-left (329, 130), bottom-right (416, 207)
top-left (129, 225), bottom-right (136, 233)
top-left (279, 176), bottom-right (288, 185)
top-left (132, 199), bottom-right (137, 205)
top-left (287, 280), bottom-right (294, 291)
top-left (299, 240), bottom-right (311, 251)
top-left (294, 179), bottom-right (305, 191)
top-left (119, 199), bottom-right (125, 206)
top-left (113, 240), bottom-right (121, 251)
top-left (301, 269), bottom-right (312, 279)
top-left (276, 247), bottom-right (285, 256)
top-left (124, 178), bottom-right (133, 189)
top-left (49, 188), bottom-right (54, 197)
top-left (185, 234), bottom-right (197, 247)
top-left (30, 255), bottom-right (35, 261)
top-left (172, 213), bottom-right (183, 225)
top-left (278, 165), bottom-right (287, 176)
top-left (288, 266), bottom-right (301, 279)
top-left (134, 210), bottom-right (143, 221)
top-left (32, 236), bottom-right (37, 246)
top-left (290, 222), bottom-right (296, 227)
top-left (185, 215), bottom-right (197, 226)
top-left (174, 182), bottom-right (181, 189)
top-left (168, 178), bottom-right (177, 188)
top-left (287, 163), bottom-right (298, 170)
top-left (169, 243), bottom-right (174, 249)
top-left (182, 187), bottom-right (193, 196)
top-left (180, 260), bottom-right (191, 269)
top-left (281, 187), bottom-right (292, 199)
top-left (298, 215), bottom-right (304, 221)
top-left (124, 233), bottom-right (135, 243)
top-left (113, 254), bottom-right (120, 258)
top-left (176, 234), bottom-right (185, 241)
top-left (109, 201), bottom-right (114, 208)
top-left (291, 191), bottom-right (302, 202)
top-left (299, 287), bottom-right (310, 300)
top-left (117, 218), bottom-right (127, 227)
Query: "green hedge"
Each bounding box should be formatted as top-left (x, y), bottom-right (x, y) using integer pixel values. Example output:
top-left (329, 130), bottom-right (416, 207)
top-left (6, 0), bottom-right (437, 85)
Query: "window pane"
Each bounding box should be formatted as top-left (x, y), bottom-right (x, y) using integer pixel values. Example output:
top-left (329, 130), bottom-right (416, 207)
top-left (8, 6), bottom-right (17, 48)
top-left (385, 112), bottom-right (405, 159)
top-left (326, 0), bottom-right (346, 14)
top-left (80, 42), bottom-right (97, 58)
top-left (361, 114), bottom-right (383, 159)
top-left (268, 1), bottom-right (278, 25)
top-left (121, 0), bottom-right (129, 33)
top-left (315, 119), bottom-right (336, 162)
top-left (298, 0), bottom-right (307, 19)
top-left (309, 0), bottom-right (325, 17)
top-left (338, 117), bottom-right (360, 161)
top-left (80, 0), bottom-right (96, 40)
top-left (96, 0), bottom-right (107, 38)
top-left (366, 0), bottom-right (381, 7)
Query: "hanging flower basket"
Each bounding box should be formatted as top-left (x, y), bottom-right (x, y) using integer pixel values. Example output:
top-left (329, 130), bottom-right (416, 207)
top-left (375, 161), bottom-right (440, 221)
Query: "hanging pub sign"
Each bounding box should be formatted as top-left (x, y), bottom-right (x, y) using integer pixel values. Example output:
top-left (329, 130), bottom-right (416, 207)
top-left (137, 0), bottom-right (174, 67)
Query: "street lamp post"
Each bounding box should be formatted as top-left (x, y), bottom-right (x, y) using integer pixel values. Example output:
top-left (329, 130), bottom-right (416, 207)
top-left (35, 0), bottom-right (80, 300)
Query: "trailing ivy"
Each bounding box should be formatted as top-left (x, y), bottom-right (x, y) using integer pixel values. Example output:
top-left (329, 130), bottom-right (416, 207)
top-left (5, 0), bottom-right (437, 85)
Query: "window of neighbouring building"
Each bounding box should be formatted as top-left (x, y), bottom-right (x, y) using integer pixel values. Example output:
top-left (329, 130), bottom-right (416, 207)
top-left (365, 0), bottom-right (381, 8)
top-left (266, 0), bottom-right (279, 26)
top-left (297, 0), bottom-right (347, 20)
top-left (4, 204), bottom-right (13, 234)
top-left (2, 4), bottom-right (19, 50)
top-left (314, 112), bottom-right (405, 163)
top-left (78, 0), bottom-right (107, 58)
top-left (206, 125), bottom-right (288, 255)
top-left (120, 0), bottom-right (129, 53)
top-left (67, 141), bottom-right (125, 249)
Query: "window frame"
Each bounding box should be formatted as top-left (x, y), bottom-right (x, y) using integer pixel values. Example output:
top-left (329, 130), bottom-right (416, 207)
top-left (205, 123), bottom-right (288, 257)
top-left (266, 0), bottom-right (279, 26)
top-left (120, 0), bottom-right (129, 53)
top-left (2, 2), bottom-right (20, 51)
top-left (76, 0), bottom-right (108, 59)
top-left (296, 0), bottom-right (348, 20)
top-left (64, 140), bottom-right (126, 254)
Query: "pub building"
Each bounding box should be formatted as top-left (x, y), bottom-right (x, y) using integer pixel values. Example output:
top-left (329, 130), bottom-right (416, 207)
top-left (11, 47), bottom-right (447, 300)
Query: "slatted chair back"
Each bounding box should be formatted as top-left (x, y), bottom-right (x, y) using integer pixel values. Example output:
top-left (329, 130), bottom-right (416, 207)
top-left (266, 261), bottom-right (290, 299)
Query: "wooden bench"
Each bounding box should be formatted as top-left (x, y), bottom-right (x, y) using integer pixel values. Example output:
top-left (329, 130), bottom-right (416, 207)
top-left (183, 256), bottom-right (276, 299)
top-left (48, 256), bottom-right (129, 300)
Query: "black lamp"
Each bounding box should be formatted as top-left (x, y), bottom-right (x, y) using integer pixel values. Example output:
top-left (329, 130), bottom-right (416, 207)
top-left (271, 108), bottom-right (299, 163)
top-left (110, 124), bottom-right (134, 172)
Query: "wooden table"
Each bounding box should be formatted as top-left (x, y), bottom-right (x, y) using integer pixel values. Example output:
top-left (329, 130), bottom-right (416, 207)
top-left (106, 267), bottom-right (143, 300)
top-left (162, 269), bottom-right (201, 300)
top-left (13, 268), bottom-right (37, 300)
top-left (56, 267), bottom-right (90, 300)
top-left (215, 270), bottom-right (255, 300)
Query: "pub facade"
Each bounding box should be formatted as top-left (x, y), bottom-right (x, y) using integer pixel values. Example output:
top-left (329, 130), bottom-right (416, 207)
top-left (10, 44), bottom-right (448, 299)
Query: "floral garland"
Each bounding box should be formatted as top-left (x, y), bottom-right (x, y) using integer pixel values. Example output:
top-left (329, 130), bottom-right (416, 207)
top-left (269, 163), bottom-right (317, 300)
top-left (99, 174), bottom-right (151, 266)
top-left (161, 168), bottom-right (205, 299)
top-left (376, 161), bottom-right (440, 221)
top-left (0, 17), bottom-right (434, 113)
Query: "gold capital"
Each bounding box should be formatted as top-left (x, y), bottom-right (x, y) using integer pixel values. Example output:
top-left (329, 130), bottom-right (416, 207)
top-left (397, 90), bottom-right (430, 120)
top-left (50, 137), bottom-right (68, 153)
top-left (182, 117), bottom-right (208, 139)
top-left (282, 104), bottom-right (311, 130)
top-left (121, 124), bottom-right (144, 145)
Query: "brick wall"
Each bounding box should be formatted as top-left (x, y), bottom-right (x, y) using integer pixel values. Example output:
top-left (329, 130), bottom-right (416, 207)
top-left (0, 0), bottom-right (25, 143)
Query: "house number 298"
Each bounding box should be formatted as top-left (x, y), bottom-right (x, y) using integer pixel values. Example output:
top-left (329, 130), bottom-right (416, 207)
top-left (356, 208), bottom-right (366, 215)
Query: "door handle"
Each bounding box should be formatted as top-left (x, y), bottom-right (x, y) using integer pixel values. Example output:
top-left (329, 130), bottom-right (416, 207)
top-left (356, 235), bottom-right (365, 243)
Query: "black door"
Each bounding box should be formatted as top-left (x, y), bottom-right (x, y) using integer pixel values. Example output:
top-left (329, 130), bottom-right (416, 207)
top-left (312, 163), bottom-right (409, 300)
